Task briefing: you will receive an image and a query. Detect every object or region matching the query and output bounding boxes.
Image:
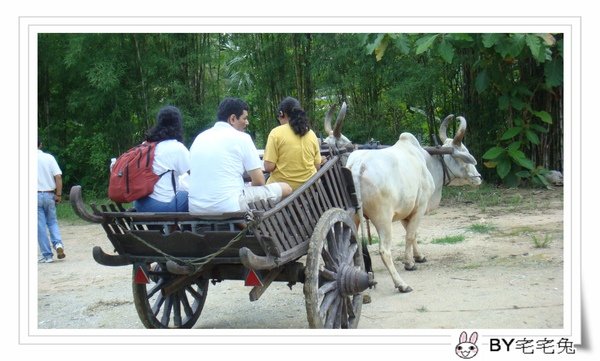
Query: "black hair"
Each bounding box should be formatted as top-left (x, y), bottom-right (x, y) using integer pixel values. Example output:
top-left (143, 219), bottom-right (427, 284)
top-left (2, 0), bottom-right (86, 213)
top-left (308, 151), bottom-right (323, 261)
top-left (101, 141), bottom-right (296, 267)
top-left (278, 96), bottom-right (310, 136)
top-left (217, 97), bottom-right (249, 122)
top-left (145, 105), bottom-right (184, 142)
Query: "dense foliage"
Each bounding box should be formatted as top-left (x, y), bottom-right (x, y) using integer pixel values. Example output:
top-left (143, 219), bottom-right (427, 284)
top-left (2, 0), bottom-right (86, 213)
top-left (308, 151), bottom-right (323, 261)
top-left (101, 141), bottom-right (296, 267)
top-left (38, 33), bottom-right (563, 196)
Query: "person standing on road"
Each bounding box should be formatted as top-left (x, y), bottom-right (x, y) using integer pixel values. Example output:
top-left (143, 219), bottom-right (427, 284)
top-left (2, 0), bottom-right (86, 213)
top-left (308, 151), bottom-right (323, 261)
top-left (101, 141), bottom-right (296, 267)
top-left (37, 140), bottom-right (65, 263)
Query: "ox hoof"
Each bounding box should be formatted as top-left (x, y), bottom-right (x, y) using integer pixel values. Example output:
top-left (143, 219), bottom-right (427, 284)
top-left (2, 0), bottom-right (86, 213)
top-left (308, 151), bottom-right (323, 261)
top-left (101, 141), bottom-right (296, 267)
top-left (363, 294), bottom-right (372, 304)
top-left (397, 285), bottom-right (413, 293)
top-left (404, 263), bottom-right (418, 271)
top-left (415, 255), bottom-right (427, 263)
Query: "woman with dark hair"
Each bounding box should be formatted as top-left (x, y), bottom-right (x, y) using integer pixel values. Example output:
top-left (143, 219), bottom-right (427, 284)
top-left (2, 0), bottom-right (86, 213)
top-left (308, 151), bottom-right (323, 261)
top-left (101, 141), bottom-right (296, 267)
top-left (133, 105), bottom-right (190, 212)
top-left (263, 97), bottom-right (324, 191)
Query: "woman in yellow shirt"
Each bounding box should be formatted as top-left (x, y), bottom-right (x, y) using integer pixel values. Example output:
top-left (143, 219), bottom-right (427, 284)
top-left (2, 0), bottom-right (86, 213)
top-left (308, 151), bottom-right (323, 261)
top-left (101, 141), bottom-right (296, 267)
top-left (263, 97), bottom-right (324, 191)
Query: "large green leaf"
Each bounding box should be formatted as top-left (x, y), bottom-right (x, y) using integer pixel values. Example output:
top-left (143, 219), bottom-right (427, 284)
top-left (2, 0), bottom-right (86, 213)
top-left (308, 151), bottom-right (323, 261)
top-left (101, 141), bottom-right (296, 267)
top-left (525, 129), bottom-right (540, 145)
top-left (534, 173), bottom-right (551, 187)
top-left (497, 159), bottom-right (512, 179)
top-left (482, 146), bottom-right (505, 160)
top-left (374, 36), bottom-right (390, 61)
top-left (531, 124), bottom-right (549, 133)
top-left (533, 110), bottom-right (553, 124)
top-left (510, 97), bottom-right (526, 111)
top-left (481, 33), bottom-right (502, 48)
top-left (365, 34), bottom-right (385, 56)
top-left (507, 148), bottom-right (527, 160)
top-left (515, 156), bottom-right (535, 170)
top-left (475, 70), bottom-right (489, 93)
top-left (501, 127), bottom-right (522, 140)
top-left (415, 34), bottom-right (439, 55)
top-left (525, 34), bottom-right (547, 63)
top-left (449, 33), bottom-right (474, 43)
top-left (494, 34), bottom-right (525, 58)
top-left (437, 38), bottom-right (455, 63)
top-left (507, 141), bottom-right (522, 151)
top-left (508, 148), bottom-right (535, 170)
top-left (391, 34), bottom-right (411, 55)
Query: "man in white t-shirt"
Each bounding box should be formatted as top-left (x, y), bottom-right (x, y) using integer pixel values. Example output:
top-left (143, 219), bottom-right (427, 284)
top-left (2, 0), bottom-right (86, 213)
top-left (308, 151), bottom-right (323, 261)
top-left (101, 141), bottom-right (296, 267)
top-left (38, 141), bottom-right (65, 263)
top-left (189, 98), bottom-right (292, 213)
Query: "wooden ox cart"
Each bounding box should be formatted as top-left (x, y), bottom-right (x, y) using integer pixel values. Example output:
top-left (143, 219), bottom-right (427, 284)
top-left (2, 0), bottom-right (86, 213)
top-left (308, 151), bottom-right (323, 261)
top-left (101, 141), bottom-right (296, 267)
top-left (70, 155), bottom-right (375, 329)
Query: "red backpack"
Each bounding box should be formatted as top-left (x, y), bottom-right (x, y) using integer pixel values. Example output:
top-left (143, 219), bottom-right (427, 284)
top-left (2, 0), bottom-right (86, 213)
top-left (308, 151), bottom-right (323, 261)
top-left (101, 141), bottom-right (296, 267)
top-left (108, 141), bottom-right (172, 203)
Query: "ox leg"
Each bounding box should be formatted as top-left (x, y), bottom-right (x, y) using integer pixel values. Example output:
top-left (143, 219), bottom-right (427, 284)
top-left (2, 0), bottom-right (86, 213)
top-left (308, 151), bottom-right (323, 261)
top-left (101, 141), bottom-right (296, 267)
top-left (413, 241), bottom-right (427, 264)
top-left (374, 219), bottom-right (412, 293)
top-left (402, 216), bottom-right (427, 270)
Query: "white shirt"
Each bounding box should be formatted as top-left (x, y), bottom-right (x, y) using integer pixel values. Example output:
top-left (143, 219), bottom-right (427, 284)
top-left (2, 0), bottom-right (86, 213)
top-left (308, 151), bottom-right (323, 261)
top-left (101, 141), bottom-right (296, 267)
top-left (38, 149), bottom-right (62, 191)
top-left (189, 122), bottom-right (262, 213)
top-left (150, 140), bottom-right (190, 202)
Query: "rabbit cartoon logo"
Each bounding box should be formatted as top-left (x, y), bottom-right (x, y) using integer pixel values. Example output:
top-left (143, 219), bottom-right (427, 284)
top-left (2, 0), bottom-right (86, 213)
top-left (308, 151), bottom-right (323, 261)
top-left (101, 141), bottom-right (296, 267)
top-left (455, 331), bottom-right (479, 359)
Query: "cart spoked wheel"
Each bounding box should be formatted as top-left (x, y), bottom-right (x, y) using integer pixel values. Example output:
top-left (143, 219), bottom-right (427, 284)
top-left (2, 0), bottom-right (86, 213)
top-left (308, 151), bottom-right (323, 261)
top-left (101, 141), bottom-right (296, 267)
top-left (304, 208), bottom-right (375, 328)
top-left (132, 263), bottom-right (209, 329)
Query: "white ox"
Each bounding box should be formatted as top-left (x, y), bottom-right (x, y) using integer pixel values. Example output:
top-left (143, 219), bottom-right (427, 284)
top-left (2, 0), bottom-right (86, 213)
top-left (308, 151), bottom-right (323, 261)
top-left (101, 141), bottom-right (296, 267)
top-left (324, 106), bottom-right (482, 293)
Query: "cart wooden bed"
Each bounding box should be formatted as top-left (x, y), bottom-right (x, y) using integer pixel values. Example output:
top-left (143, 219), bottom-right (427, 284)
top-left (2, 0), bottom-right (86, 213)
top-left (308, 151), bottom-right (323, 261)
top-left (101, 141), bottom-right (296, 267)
top-left (70, 155), bottom-right (375, 329)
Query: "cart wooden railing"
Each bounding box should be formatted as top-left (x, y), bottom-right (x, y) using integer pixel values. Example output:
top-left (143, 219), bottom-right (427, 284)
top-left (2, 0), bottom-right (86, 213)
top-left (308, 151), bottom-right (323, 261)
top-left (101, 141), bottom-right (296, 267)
top-left (242, 154), bottom-right (357, 269)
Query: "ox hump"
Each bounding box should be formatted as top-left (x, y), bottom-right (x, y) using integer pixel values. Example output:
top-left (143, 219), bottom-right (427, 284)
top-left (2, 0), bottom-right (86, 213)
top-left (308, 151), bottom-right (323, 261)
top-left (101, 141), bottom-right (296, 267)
top-left (398, 132), bottom-right (421, 147)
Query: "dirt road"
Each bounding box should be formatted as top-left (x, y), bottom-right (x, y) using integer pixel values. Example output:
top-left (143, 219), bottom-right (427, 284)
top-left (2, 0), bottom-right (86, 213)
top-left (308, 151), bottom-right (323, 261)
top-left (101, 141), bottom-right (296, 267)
top-left (37, 187), bottom-right (564, 329)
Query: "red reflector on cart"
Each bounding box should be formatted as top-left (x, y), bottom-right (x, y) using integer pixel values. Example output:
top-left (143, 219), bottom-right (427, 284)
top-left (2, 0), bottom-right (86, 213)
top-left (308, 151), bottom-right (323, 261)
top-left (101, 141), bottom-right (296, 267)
top-left (134, 266), bottom-right (150, 284)
top-left (245, 269), bottom-right (263, 287)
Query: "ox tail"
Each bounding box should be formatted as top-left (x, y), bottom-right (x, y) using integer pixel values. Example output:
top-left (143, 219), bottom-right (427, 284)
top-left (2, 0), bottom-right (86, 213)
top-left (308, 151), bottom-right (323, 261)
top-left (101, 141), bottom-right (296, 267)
top-left (353, 163), bottom-right (373, 274)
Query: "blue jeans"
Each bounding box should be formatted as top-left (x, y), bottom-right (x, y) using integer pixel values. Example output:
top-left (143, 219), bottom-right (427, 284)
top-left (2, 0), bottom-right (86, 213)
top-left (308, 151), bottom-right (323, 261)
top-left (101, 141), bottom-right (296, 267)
top-left (38, 192), bottom-right (62, 258)
top-left (133, 191), bottom-right (189, 212)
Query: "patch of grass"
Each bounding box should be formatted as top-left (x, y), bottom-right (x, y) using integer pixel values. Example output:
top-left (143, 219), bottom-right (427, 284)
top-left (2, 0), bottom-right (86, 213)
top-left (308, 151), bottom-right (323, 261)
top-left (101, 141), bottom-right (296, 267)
top-left (442, 184), bottom-right (562, 213)
top-left (532, 234), bottom-right (553, 248)
top-left (361, 236), bottom-right (380, 245)
top-left (55, 195), bottom-right (129, 224)
top-left (416, 306), bottom-right (428, 313)
top-left (493, 226), bottom-right (537, 239)
top-left (468, 223), bottom-right (497, 233)
top-left (442, 184), bottom-right (503, 209)
top-left (431, 235), bottom-right (465, 245)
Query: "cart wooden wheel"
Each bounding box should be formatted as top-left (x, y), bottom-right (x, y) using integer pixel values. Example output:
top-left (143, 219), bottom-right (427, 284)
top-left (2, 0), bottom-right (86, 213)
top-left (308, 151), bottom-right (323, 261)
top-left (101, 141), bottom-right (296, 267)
top-left (132, 263), bottom-right (209, 329)
top-left (304, 208), bottom-right (374, 328)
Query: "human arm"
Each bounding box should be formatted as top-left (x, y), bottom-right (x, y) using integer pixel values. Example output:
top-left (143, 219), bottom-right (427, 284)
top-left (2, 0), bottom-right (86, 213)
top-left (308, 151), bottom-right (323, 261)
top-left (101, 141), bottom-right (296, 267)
top-left (262, 130), bottom-right (278, 173)
top-left (263, 160), bottom-right (276, 173)
top-left (247, 168), bottom-right (265, 186)
top-left (312, 132), bottom-right (324, 170)
top-left (174, 142), bottom-right (191, 175)
top-left (54, 174), bottom-right (63, 203)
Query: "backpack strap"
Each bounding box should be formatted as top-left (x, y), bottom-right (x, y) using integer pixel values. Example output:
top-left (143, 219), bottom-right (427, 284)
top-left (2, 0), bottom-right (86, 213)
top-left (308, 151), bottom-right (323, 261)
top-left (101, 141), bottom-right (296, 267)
top-left (158, 170), bottom-right (177, 195)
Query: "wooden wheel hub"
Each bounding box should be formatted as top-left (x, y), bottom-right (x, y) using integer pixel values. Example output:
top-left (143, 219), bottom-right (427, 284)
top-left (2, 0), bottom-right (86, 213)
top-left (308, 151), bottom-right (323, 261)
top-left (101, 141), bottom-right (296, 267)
top-left (336, 264), bottom-right (376, 296)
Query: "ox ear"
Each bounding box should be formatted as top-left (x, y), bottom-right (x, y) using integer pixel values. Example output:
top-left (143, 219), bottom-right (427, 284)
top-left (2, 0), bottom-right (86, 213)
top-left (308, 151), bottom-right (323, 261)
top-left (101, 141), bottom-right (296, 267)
top-left (452, 149), bottom-right (477, 165)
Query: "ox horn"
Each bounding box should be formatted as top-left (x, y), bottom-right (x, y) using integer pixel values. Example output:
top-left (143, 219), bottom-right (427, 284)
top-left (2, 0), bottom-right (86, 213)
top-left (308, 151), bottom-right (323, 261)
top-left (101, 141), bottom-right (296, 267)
top-left (438, 114), bottom-right (455, 143)
top-left (324, 104), bottom-right (335, 136)
top-left (332, 102), bottom-right (347, 138)
top-left (452, 116), bottom-right (467, 146)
